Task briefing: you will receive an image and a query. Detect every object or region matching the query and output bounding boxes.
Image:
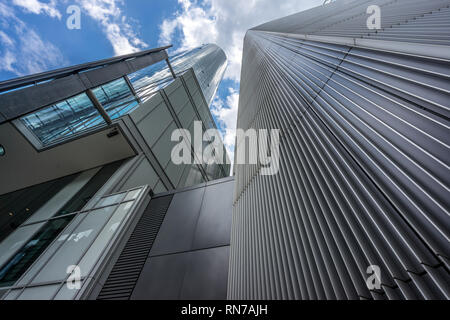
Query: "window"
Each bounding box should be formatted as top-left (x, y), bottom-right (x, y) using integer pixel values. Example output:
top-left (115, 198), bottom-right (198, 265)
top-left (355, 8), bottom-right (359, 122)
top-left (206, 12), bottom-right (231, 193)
top-left (128, 60), bottom-right (175, 103)
top-left (0, 216), bottom-right (72, 287)
top-left (0, 174), bottom-right (78, 243)
top-left (91, 78), bottom-right (139, 120)
top-left (19, 92), bottom-right (105, 146)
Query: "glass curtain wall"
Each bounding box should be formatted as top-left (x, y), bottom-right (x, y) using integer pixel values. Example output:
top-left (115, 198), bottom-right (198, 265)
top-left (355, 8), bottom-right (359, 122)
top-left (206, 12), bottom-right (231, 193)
top-left (128, 44), bottom-right (227, 107)
top-left (2, 186), bottom-right (147, 300)
top-left (18, 44), bottom-right (226, 148)
top-left (19, 80), bottom-right (139, 147)
top-left (0, 161), bottom-right (123, 288)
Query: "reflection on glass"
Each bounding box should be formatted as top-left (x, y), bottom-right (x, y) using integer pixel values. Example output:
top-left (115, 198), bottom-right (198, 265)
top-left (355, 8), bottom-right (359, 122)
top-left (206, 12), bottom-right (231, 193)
top-left (91, 78), bottom-right (139, 120)
top-left (17, 284), bottom-right (61, 300)
top-left (2, 186), bottom-right (146, 299)
top-left (123, 189), bottom-right (141, 201)
top-left (78, 202), bottom-right (133, 277)
top-left (128, 59), bottom-right (175, 103)
top-left (0, 161), bottom-right (123, 288)
top-left (128, 44), bottom-right (227, 107)
top-left (169, 44), bottom-right (227, 107)
top-left (0, 216), bottom-right (72, 287)
top-left (0, 173), bottom-right (77, 243)
top-left (18, 45), bottom-right (226, 147)
top-left (20, 93), bottom-right (105, 146)
top-left (54, 160), bottom-right (124, 217)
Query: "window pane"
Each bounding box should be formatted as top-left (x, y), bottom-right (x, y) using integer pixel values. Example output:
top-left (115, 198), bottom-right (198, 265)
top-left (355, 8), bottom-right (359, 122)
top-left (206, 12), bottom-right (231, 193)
top-left (0, 161), bottom-right (124, 287)
top-left (0, 173), bottom-right (76, 243)
top-left (0, 217), bottom-right (72, 287)
top-left (92, 78), bottom-right (139, 120)
top-left (53, 280), bottom-right (83, 300)
top-left (14, 214), bottom-right (86, 287)
top-left (17, 284), bottom-right (60, 300)
top-left (124, 189), bottom-right (141, 201)
top-left (128, 60), bottom-right (175, 103)
top-left (54, 160), bottom-right (124, 217)
top-left (20, 92), bottom-right (105, 146)
top-left (78, 201), bottom-right (134, 277)
top-left (97, 192), bottom-right (126, 207)
top-left (2, 289), bottom-right (22, 300)
top-left (0, 222), bottom-right (44, 276)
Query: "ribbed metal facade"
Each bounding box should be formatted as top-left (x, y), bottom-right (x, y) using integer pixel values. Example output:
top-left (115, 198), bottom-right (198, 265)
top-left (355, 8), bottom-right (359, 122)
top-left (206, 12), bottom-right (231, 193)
top-left (229, 0), bottom-right (450, 300)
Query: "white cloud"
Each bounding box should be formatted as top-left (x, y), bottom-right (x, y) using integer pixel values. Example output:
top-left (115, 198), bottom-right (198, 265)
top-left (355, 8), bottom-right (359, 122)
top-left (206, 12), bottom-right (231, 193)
top-left (0, 51), bottom-right (17, 73)
top-left (160, 0), bottom-right (322, 165)
top-left (0, 2), bottom-right (66, 76)
top-left (75, 0), bottom-right (147, 55)
top-left (12, 0), bottom-right (61, 19)
top-left (0, 1), bottom-right (15, 18)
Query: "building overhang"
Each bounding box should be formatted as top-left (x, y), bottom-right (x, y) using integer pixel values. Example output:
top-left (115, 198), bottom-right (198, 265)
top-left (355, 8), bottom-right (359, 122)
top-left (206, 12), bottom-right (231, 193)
top-left (0, 121), bottom-right (136, 195)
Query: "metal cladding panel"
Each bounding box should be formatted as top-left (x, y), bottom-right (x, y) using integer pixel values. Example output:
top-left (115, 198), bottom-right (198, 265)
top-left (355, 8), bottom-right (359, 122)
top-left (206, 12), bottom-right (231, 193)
top-left (131, 177), bottom-right (233, 300)
top-left (365, 5), bottom-right (450, 45)
top-left (229, 2), bottom-right (450, 300)
top-left (131, 251), bottom-right (189, 300)
top-left (254, 0), bottom-right (450, 45)
top-left (96, 195), bottom-right (173, 300)
top-left (179, 246), bottom-right (230, 299)
top-left (192, 179), bottom-right (234, 250)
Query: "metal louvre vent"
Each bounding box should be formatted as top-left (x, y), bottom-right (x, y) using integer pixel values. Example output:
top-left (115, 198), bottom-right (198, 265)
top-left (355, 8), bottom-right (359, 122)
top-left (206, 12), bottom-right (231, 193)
top-left (96, 195), bottom-right (173, 300)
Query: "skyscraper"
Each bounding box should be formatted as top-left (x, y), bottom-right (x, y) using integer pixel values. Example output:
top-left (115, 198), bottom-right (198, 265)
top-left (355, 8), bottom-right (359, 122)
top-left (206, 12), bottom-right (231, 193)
top-left (229, 0), bottom-right (450, 300)
top-left (0, 43), bottom-right (231, 299)
top-left (132, 44), bottom-right (227, 108)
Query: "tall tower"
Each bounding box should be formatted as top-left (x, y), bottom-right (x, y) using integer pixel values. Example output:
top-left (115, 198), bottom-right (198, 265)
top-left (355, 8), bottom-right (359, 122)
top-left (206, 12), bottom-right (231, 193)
top-left (229, 0), bottom-right (450, 300)
top-left (168, 44), bottom-right (228, 107)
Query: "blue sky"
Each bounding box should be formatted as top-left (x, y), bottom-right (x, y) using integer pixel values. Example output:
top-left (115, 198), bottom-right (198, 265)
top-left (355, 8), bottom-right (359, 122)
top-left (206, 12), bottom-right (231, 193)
top-left (0, 0), bottom-right (322, 160)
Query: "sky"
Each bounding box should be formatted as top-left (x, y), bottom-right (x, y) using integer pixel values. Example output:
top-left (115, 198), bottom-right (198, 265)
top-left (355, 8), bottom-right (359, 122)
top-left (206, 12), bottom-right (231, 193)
top-left (0, 0), bottom-right (323, 162)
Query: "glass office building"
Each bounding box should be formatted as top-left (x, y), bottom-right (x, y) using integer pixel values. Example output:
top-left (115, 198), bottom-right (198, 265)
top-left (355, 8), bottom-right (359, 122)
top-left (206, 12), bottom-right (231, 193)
top-left (0, 43), bottom-right (230, 299)
top-left (16, 44), bottom-right (227, 147)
